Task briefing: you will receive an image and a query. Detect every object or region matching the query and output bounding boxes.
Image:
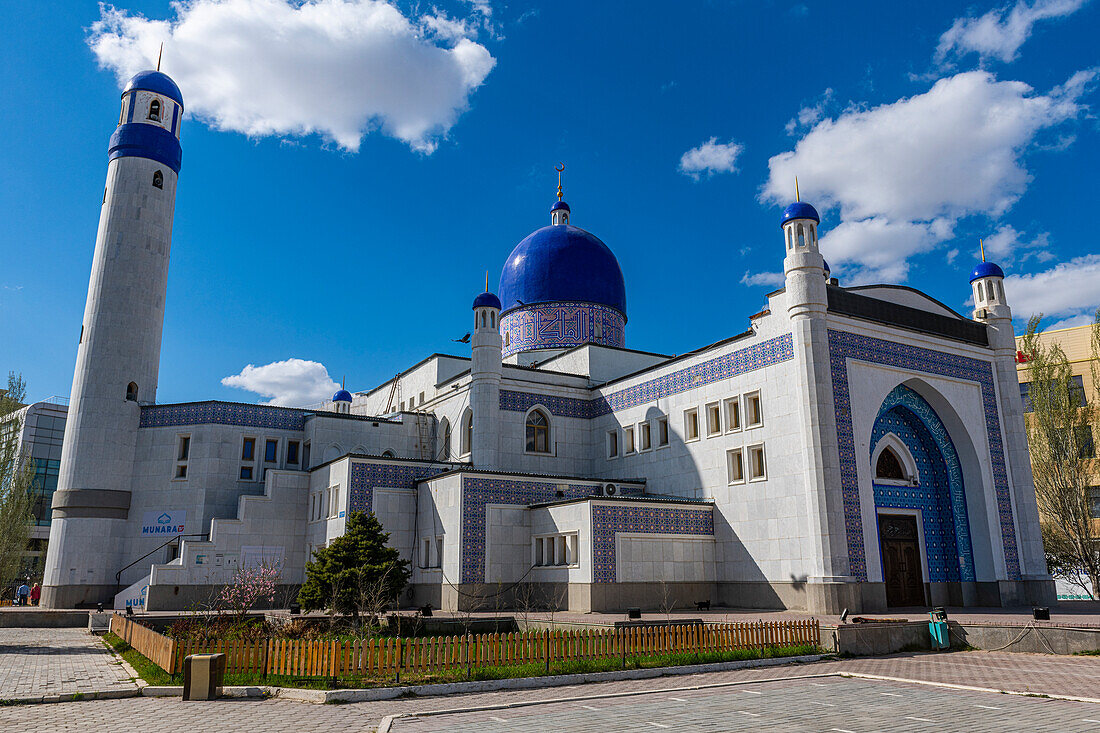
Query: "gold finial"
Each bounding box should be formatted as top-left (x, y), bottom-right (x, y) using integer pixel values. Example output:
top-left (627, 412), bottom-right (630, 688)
top-left (795, 176), bottom-right (800, 203)
top-left (555, 162), bottom-right (565, 201)
top-left (485, 270), bottom-right (489, 292)
top-left (341, 375), bottom-right (345, 389)
top-left (980, 238), bottom-right (986, 262)
top-left (157, 43), bottom-right (163, 72)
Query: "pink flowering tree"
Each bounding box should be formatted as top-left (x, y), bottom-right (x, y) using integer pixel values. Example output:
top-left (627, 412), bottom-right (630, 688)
top-left (217, 559), bottom-right (281, 623)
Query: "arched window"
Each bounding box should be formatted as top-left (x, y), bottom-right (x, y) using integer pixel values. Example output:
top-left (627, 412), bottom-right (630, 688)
top-left (504, 332), bottom-right (510, 348)
top-left (153, 170), bottom-right (163, 189)
top-left (526, 409), bottom-right (550, 453)
top-left (461, 409), bottom-right (473, 456)
top-left (875, 447), bottom-right (905, 480)
top-left (381, 450), bottom-right (395, 458)
top-left (797, 223), bottom-right (806, 247)
top-left (995, 281), bottom-right (1003, 300)
top-left (125, 382), bottom-right (138, 401)
top-left (976, 282), bottom-right (984, 302)
top-left (439, 418), bottom-right (451, 460)
top-left (490, 312), bottom-right (495, 328)
top-left (148, 99), bottom-right (161, 122)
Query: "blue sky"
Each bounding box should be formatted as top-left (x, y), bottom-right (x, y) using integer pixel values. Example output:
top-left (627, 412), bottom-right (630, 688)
top-left (1, 0), bottom-right (1097, 406)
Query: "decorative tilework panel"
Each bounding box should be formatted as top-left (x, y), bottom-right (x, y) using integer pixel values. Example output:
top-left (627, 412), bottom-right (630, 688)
top-left (591, 504), bottom-right (714, 583)
top-left (348, 461), bottom-right (442, 515)
top-left (459, 477), bottom-right (644, 584)
top-left (499, 333), bottom-right (794, 419)
top-left (501, 302), bottom-right (625, 357)
top-left (828, 329), bottom-right (1020, 581)
top-left (140, 401), bottom-right (308, 430)
top-left (871, 386), bottom-right (975, 583)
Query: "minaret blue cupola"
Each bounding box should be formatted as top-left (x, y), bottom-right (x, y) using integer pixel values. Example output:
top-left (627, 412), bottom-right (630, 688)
top-left (969, 261), bottom-right (1005, 282)
top-left (109, 70), bottom-right (184, 174)
top-left (497, 170), bottom-right (627, 358)
top-left (781, 201), bottom-right (820, 226)
top-left (332, 389), bottom-right (353, 403)
top-left (473, 291), bottom-right (502, 310)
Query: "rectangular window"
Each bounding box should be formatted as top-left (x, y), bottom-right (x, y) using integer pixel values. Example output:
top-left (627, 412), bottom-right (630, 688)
top-left (725, 397), bottom-right (741, 432)
top-left (624, 426), bottom-right (636, 454)
top-left (727, 448), bottom-right (745, 484)
top-left (241, 437), bottom-right (255, 461)
top-left (265, 438), bottom-right (278, 462)
top-left (684, 408), bottom-right (699, 441)
top-left (1077, 426), bottom-right (1096, 459)
top-left (436, 535), bottom-right (444, 567)
top-left (420, 538), bottom-right (431, 568)
top-left (657, 416), bottom-right (669, 447)
top-left (533, 534), bottom-right (579, 567)
top-left (328, 486), bottom-right (341, 518)
top-left (239, 466), bottom-right (253, 481)
top-left (534, 536), bottom-right (544, 565)
top-left (303, 442), bottom-right (311, 469)
top-left (1089, 487), bottom-right (1100, 519)
top-left (639, 422), bottom-right (652, 451)
top-left (419, 391), bottom-right (425, 405)
top-left (175, 464), bottom-right (188, 479)
top-left (556, 535), bottom-right (567, 566)
top-left (286, 441), bottom-right (300, 465)
top-left (706, 402), bottom-right (721, 436)
top-left (178, 435), bottom-right (190, 461)
top-left (748, 444), bottom-right (766, 480)
top-left (608, 430), bottom-right (619, 458)
top-left (745, 392), bottom-right (763, 427)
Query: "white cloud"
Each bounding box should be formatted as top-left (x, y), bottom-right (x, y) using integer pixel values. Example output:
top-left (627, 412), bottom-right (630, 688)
top-left (739, 270), bottom-right (785, 288)
top-left (785, 88), bottom-right (834, 134)
top-left (88, 0), bottom-right (496, 153)
top-left (1004, 254), bottom-right (1100, 323)
top-left (935, 0), bottom-right (1087, 65)
top-left (763, 70), bottom-right (1093, 281)
top-left (678, 137), bottom-right (744, 179)
top-left (982, 224), bottom-right (1054, 264)
top-left (222, 358), bottom-right (340, 406)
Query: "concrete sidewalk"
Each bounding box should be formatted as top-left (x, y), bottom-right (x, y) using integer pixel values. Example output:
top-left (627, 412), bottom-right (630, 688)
top-left (0, 628), bottom-right (140, 702)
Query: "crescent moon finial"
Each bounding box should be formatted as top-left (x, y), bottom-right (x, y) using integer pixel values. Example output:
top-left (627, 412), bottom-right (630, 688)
top-left (555, 163), bottom-right (565, 201)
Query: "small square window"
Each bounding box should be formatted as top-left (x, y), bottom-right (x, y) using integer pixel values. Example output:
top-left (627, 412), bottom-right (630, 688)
top-left (265, 439), bottom-right (278, 462)
top-left (178, 435), bottom-right (190, 461)
top-left (746, 392), bottom-right (763, 427)
top-left (639, 422), bottom-right (652, 451)
top-left (286, 441), bottom-right (300, 465)
top-left (1088, 487), bottom-right (1100, 519)
top-left (748, 444), bottom-right (766, 480)
top-left (727, 448), bottom-right (744, 484)
top-left (624, 426), bottom-right (636, 454)
top-left (239, 466), bottom-right (253, 481)
top-left (684, 408), bottom-right (699, 441)
top-left (706, 402), bottom-right (721, 436)
top-left (607, 430), bottom-right (619, 458)
top-left (419, 391), bottom-right (425, 405)
top-left (657, 417), bottom-right (669, 447)
top-left (175, 464), bottom-right (187, 479)
top-left (241, 437), bottom-right (255, 461)
top-left (725, 398), bottom-right (741, 432)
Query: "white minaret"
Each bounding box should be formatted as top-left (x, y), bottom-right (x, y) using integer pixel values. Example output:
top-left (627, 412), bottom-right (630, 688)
top-left (470, 284), bottom-right (502, 469)
top-left (970, 253), bottom-right (1055, 603)
top-left (781, 196), bottom-right (851, 612)
top-left (41, 70), bottom-right (184, 608)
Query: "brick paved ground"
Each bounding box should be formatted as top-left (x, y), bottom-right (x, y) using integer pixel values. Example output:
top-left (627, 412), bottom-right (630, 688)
top-left (0, 650), bottom-right (1095, 731)
top-left (0, 628), bottom-right (138, 701)
top-left (391, 675), bottom-right (1100, 732)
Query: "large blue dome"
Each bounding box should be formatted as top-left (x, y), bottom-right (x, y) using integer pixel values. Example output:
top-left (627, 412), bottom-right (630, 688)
top-left (123, 70), bottom-right (184, 107)
top-left (781, 201), bottom-right (820, 226)
top-left (970, 261), bottom-right (1005, 282)
top-left (499, 225), bottom-right (626, 318)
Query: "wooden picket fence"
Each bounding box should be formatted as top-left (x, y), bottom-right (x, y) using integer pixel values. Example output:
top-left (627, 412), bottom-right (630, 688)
top-left (112, 615), bottom-right (819, 679)
top-left (111, 614), bottom-right (180, 674)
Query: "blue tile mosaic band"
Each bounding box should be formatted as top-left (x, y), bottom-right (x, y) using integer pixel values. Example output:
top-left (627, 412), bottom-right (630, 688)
top-left (871, 385), bottom-right (975, 583)
top-left (500, 333), bottom-right (794, 419)
top-left (828, 329), bottom-right (1020, 581)
top-left (348, 460), bottom-right (442, 514)
top-left (459, 476), bottom-right (643, 584)
top-left (500, 302), bottom-right (625, 357)
top-left (591, 504), bottom-right (714, 583)
top-left (140, 401), bottom-right (309, 430)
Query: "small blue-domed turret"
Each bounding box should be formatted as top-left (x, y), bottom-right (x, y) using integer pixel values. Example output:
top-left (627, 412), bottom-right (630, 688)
top-left (473, 291), bottom-right (501, 310)
top-left (551, 200), bottom-right (570, 213)
top-left (332, 389), bottom-right (353, 403)
top-left (823, 259), bottom-right (831, 278)
top-left (781, 201), bottom-right (820, 226)
top-left (969, 261), bottom-right (1005, 282)
top-left (109, 69), bottom-right (184, 173)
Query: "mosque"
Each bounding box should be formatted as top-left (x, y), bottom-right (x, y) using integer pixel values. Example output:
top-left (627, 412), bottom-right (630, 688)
top-left (41, 70), bottom-right (1055, 613)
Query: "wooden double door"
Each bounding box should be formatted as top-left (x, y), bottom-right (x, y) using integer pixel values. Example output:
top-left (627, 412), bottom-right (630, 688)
top-left (879, 514), bottom-right (926, 607)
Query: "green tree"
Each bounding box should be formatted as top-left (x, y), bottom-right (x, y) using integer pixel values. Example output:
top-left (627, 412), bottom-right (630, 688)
top-left (0, 373), bottom-right (35, 590)
top-left (297, 511), bottom-right (410, 622)
top-left (1021, 313), bottom-right (1100, 599)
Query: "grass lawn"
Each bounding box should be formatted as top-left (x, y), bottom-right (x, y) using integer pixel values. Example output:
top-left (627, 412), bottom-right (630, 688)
top-left (100, 634), bottom-right (823, 690)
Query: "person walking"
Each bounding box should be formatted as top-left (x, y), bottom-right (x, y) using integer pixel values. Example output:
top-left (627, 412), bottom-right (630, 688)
top-left (29, 583), bottom-right (41, 606)
top-left (16, 582), bottom-right (30, 606)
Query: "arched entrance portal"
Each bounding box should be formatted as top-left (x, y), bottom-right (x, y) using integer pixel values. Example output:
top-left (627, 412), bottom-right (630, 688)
top-left (871, 385), bottom-right (975, 607)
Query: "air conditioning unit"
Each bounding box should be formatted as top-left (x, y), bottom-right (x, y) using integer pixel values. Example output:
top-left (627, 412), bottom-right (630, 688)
top-left (602, 483), bottom-right (618, 497)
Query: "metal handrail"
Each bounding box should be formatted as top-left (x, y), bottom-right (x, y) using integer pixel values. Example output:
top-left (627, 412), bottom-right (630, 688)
top-left (114, 533), bottom-right (209, 588)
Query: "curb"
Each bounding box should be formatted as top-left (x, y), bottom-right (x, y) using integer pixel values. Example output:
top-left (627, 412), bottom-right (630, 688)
top-left (0, 688), bottom-right (142, 706)
top-left (142, 653), bottom-right (827, 704)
